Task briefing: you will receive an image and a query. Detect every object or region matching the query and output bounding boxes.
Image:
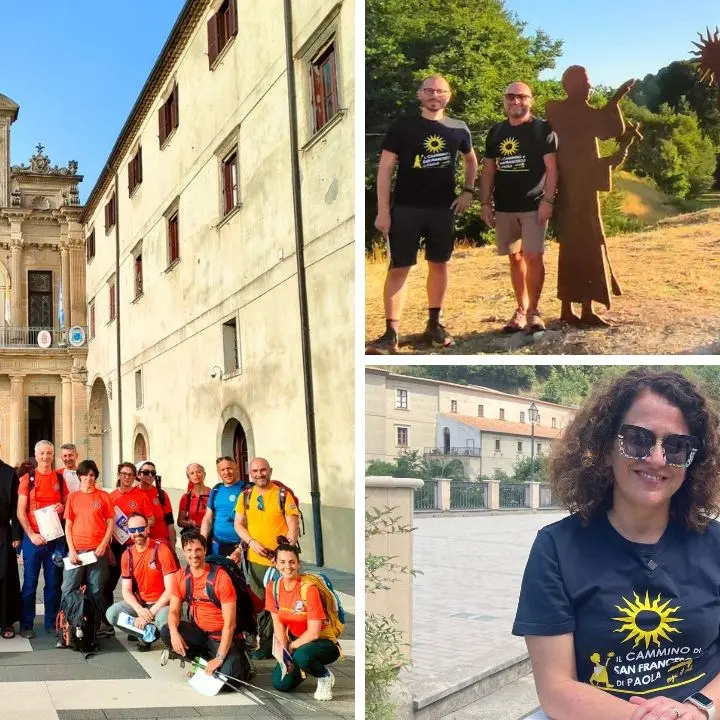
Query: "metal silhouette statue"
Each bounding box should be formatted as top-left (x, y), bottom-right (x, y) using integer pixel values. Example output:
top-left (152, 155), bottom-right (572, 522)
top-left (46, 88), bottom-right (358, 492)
top-left (546, 67), bottom-right (642, 327)
top-left (692, 27), bottom-right (720, 85)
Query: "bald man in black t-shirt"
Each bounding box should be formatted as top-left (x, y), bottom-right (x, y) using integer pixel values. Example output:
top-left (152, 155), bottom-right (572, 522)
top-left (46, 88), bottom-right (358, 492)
top-left (367, 75), bottom-right (478, 355)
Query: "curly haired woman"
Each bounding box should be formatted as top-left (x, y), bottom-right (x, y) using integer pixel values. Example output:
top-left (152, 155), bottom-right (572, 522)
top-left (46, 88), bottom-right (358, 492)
top-left (514, 369), bottom-right (720, 720)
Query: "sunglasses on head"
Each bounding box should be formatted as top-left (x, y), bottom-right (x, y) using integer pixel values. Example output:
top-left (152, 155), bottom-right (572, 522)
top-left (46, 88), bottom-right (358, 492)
top-left (128, 526), bottom-right (147, 534)
top-left (139, 469), bottom-right (156, 477)
top-left (617, 424), bottom-right (699, 468)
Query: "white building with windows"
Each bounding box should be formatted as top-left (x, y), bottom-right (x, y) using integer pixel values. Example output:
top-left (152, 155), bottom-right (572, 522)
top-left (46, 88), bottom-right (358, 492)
top-left (83, 0), bottom-right (354, 570)
top-left (366, 368), bottom-right (575, 478)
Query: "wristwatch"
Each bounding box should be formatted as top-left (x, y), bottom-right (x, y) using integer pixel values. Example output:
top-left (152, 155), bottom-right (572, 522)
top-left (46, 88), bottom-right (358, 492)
top-left (462, 186), bottom-right (478, 197)
top-left (685, 692), bottom-right (716, 719)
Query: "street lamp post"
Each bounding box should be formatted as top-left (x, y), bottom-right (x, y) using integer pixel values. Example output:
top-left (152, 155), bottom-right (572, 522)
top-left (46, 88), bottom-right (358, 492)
top-left (529, 402), bottom-right (539, 483)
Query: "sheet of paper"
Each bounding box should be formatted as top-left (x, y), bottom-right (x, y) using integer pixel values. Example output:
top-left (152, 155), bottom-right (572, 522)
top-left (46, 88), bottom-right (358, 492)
top-left (34, 506), bottom-right (64, 541)
top-left (112, 505), bottom-right (130, 545)
top-left (63, 551), bottom-right (97, 570)
top-left (188, 657), bottom-right (225, 696)
top-left (272, 635), bottom-right (293, 679)
top-left (63, 470), bottom-right (80, 492)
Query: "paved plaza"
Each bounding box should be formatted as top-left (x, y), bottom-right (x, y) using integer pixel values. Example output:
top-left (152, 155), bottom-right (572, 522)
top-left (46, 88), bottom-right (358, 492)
top-left (400, 511), bottom-right (566, 709)
top-left (0, 559), bottom-right (355, 720)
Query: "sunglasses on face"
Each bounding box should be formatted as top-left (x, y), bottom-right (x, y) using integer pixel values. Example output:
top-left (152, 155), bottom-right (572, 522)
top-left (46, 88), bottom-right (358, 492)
top-left (139, 469), bottom-right (156, 477)
top-left (617, 424), bottom-right (699, 468)
top-left (128, 526), bottom-right (147, 534)
top-left (504, 93), bottom-right (531, 101)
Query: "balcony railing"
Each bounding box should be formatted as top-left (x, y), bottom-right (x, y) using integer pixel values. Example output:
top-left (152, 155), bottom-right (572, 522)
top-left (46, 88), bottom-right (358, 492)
top-left (0, 326), bottom-right (88, 349)
top-left (424, 446), bottom-right (481, 457)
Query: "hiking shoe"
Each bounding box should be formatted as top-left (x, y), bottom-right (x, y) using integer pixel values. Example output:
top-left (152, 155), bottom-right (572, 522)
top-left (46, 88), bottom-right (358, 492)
top-left (136, 639), bottom-right (151, 652)
top-left (365, 329), bottom-right (399, 355)
top-left (20, 628), bottom-right (35, 640)
top-left (97, 623), bottom-right (115, 638)
top-left (423, 322), bottom-right (454, 348)
top-left (314, 669), bottom-right (335, 701)
top-left (127, 634), bottom-right (138, 642)
top-left (503, 308), bottom-right (527, 333)
top-left (526, 310), bottom-right (546, 332)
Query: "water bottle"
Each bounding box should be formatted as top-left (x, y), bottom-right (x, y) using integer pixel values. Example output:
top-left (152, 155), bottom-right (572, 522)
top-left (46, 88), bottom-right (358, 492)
top-left (142, 623), bottom-right (157, 643)
top-left (76, 626), bottom-right (84, 639)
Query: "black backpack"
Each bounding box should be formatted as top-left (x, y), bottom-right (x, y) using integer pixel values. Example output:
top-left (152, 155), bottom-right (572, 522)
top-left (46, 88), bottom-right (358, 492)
top-left (184, 555), bottom-right (258, 639)
top-left (56, 587), bottom-right (99, 658)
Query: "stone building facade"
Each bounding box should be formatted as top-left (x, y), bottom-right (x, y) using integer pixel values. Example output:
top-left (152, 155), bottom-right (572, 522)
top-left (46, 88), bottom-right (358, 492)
top-left (0, 93), bottom-right (88, 464)
top-left (83, 0), bottom-right (354, 570)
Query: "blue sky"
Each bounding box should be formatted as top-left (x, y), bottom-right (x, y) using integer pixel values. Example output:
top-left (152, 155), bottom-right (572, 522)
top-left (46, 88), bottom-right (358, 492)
top-left (1, 2), bottom-right (185, 202)
top-left (506, 0), bottom-right (720, 89)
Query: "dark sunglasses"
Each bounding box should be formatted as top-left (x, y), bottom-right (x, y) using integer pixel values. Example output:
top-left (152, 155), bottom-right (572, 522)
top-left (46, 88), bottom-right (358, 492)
top-left (139, 469), bottom-right (156, 477)
top-left (128, 526), bottom-right (147, 534)
top-left (617, 424), bottom-right (699, 468)
top-left (504, 93), bottom-right (531, 101)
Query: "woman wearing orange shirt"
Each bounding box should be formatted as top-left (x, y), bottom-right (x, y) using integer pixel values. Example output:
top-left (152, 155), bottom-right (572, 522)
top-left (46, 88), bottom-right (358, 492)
top-left (62, 459), bottom-right (115, 638)
top-left (265, 541), bottom-right (340, 701)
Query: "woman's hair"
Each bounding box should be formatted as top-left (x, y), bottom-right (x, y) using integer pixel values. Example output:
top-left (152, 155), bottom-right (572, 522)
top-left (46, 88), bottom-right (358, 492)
top-left (78, 459), bottom-right (100, 480)
top-left (275, 535), bottom-right (300, 560)
top-left (16, 458), bottom-right (36, 477)
top-left (549, 369), bottom-right (720, 531)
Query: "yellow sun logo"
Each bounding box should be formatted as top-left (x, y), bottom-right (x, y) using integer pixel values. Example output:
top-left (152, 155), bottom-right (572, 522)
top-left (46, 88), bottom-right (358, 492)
top-left (612, 591), bottom-right (682, 648)
top-left (424, 135), bottom-right (446, 153)
top-left (499, 138), bottom-right (520, 156)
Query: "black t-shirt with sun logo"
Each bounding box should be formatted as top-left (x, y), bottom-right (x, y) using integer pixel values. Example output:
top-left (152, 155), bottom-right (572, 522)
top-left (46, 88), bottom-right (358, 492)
top-left (513, 512), bottom-right (720, 702)
top-left (381, 115), bottom-right (473, 208)
top-left (484, 117), bottom-right (557, 213)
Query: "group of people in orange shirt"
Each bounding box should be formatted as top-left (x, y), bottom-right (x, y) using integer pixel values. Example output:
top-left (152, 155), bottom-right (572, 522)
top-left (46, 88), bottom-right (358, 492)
top-left (0, 443), bottom-right (341, 701)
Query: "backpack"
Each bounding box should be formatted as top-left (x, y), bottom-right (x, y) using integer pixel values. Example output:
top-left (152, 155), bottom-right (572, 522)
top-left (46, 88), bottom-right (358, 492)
top-left (242, 481), bottom-right (305, 536)
top-left (182, 490), bottom-right (208, 522)
top-left (183, 555), bottom-right (259, 639)
top-left (271, 573), bottom-right (345, 640)
top-left (56, 586), bottom-right (98, 657)
top-left (28, 470), bottom-right (67, 502)
top-left (124, 539), bottom-right (179, 603)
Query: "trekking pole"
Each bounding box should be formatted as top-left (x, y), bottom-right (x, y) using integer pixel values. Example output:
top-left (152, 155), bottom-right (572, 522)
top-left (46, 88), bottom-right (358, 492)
top-left (213, 669), bottom-right (319, 712)
top-left (223, 682), bottom-right (293, 720)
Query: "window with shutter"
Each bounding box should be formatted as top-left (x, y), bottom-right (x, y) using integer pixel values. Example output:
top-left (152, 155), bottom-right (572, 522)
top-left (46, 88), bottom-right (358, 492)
top-left (309, 41), bottom-right (339, 134)
top-left (222, 151), bottom-right (238, 216)
top-left (86, 229), bottom-right (95, 263)
top-left (168, 212), bottom-right (179, 265)
top-left (159, 86), bottom-right (178, 148)
top-left (208, 0), bottom-right (237, 69)
top-left (207, 14), bottom-right (219, 67)
top-left (128, 147), bottom-right (143, 195)
top-left (89, 301), bottom-right (95, 339)
top-left (109, 280), bottom-right (116, 322)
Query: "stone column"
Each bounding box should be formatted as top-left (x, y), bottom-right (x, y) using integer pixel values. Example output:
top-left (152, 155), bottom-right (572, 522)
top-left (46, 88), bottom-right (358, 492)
top-left (68, 239), bottom-right (85, 326)
top-left (61, 374), bottom-right (72, 444)
top-left (71, 374), bottom-right (86, 454)
top-left (9, 236), bottom-right (22, 328)
top-left (487, 480), bottom-right (500, 510)
top-left (9, 373), bottom-right (24, 465)
top-left (0, 117), bottom-right (9, 207)
top-left (527, 482), bottom-right (541, 510)
top-left (59, 242), bottom-right (70, 327)
top-left (439, 477), bottom-right (451, 511)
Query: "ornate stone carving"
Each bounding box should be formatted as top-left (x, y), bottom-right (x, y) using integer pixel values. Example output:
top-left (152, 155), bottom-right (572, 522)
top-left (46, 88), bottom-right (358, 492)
top-left (11, 143), bottom-right (79, 176)
top-left (10, 182), bottom-right (20, 207)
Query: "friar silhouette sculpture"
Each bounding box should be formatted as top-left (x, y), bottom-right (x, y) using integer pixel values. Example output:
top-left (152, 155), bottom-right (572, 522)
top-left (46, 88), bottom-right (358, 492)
top-left (546, 66), bottom-right (642, 327)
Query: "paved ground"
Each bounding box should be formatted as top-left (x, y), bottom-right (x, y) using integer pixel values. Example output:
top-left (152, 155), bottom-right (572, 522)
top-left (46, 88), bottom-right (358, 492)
top-left (0, 557), bottom-right (355, 720)
top-left (399, 511), bottom-right (566, 708)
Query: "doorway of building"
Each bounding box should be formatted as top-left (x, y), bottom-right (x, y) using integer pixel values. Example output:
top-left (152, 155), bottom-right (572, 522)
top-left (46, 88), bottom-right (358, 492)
top-left (28, 396), bottom-right (54, 457)
top-left (233, 423), bottom-right (248, 482)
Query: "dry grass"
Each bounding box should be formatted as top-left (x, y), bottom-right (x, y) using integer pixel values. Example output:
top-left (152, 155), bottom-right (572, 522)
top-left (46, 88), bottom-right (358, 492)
top-left (614, 171), bottom-right (676, 224)
top-left (365, 210), bottom-right (720, 355)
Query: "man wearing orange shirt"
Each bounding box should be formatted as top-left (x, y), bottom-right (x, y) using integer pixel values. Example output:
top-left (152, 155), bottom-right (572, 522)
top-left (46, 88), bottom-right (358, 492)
top-left (137, 460), bottom-right (176, 550)
top-left (106, 512), bottom-right (175, 651)
top-left (63, 459), bottom-right (115, 638)
top-left (16, 440), bottom-right (68, 638)
top-left (234, 456), bottom-right (300, 659)
top-left (103, 463), bottom-right (155, 612)
top-left (161, 529), bottom-right (249, 682)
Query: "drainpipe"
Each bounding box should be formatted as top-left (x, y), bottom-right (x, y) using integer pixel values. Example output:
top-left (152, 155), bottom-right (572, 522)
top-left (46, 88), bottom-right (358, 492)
top-left (283, 0), bottom-right (324, 567)
top-left (114, 171), bottom-right (123, 461)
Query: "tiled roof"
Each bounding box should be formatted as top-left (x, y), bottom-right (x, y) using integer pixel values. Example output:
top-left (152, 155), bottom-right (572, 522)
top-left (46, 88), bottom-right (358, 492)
top-left (444, 414), bottom-right (563, 440)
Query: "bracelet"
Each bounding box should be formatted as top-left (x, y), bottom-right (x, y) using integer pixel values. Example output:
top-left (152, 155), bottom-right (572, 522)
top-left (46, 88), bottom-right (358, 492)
top-left (542, 196), bottom-right (555, 205)
top-left (462, 186), bottom-right (477, 197)
top-left (481, 202), bottom-right (492, 207)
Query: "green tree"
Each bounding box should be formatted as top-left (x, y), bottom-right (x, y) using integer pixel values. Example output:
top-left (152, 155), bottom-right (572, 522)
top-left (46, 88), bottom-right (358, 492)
top-left (512, 453), bottom-right (548, 483)
top-left (539, 367), bottom-right (592, 405)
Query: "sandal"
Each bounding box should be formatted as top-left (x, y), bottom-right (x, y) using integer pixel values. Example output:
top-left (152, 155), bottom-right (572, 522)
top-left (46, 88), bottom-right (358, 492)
top-left (503, 307), bottom-right (527, 333)
top-left (2, 628), bottom-right (15, 639)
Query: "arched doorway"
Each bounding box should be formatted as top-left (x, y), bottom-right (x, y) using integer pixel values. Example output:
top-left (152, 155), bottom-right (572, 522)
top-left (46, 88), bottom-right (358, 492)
top-left (88, 378), bottom-right (111, 488)
top-left (221, 418), bottom-right (249, 483)
top-left (443, 427), bottom-right (450, 454)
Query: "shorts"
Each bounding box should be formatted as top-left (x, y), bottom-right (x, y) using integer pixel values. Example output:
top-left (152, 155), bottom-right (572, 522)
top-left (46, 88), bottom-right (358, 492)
top-left (388, 205), bottom-right (455, 268)
top-left (494, 211), bottom-right (547, 256)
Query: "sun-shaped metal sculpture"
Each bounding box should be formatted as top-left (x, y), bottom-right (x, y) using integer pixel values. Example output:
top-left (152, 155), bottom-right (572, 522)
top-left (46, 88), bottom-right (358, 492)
top-left (691, 26), bottom-right (720, 86)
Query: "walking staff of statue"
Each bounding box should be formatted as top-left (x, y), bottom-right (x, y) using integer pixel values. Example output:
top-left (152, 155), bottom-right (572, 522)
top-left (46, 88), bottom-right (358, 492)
top-left (546, 67), bottom-right (642, 327)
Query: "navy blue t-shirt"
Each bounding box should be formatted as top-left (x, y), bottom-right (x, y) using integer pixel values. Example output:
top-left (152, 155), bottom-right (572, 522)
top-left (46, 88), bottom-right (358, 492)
top-left (207, 481), bottom-right (244, 543)
top-left (513, 513), bottom-right (720, 701)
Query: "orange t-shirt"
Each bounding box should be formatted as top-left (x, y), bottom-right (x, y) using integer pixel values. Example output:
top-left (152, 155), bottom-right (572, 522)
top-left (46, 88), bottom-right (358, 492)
top-left (121, 541), bottom-right (177, 604)
top-left (64, 489), bottom-right (114, 549)
top-left (171, 565), bottom-right (236, 633)
top-left (110, 488), bottom-right (154, 545)
top-left (139, 485), bottom-right (173, 540)
top-left (265, 578), bottom-right (330, 640)
top-left (18, 471), bottom-right (66, 533)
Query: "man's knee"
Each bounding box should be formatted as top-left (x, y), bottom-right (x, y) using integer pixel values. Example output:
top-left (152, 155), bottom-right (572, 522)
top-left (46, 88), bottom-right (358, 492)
top-left (105, 602), bottom-right (125, 626)
top-left (508, 251), bottom-right (524, 265)
top-left (524, 252), bottom-right (545, 266)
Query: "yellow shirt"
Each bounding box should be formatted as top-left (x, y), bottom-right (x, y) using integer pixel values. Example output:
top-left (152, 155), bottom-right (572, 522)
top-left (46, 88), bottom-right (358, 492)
top-left (235, 484), bottom-right (299, 566)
